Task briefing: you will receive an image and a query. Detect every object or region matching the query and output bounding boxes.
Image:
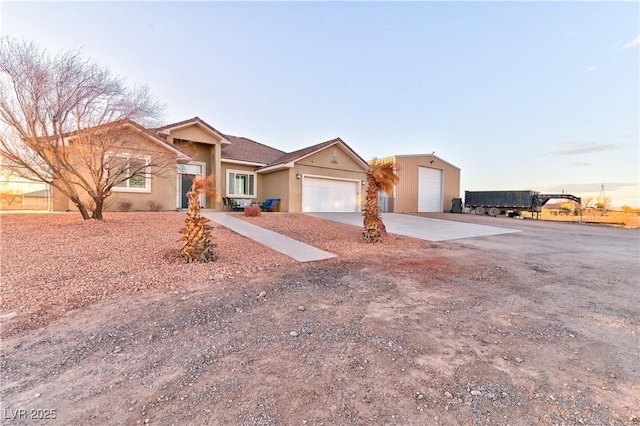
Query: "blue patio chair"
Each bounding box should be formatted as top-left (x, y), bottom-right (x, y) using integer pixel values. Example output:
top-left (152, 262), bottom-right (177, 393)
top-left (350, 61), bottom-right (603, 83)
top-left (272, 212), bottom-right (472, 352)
top-left (261, 199), bottom-right (280, 212)
top-left (260, 199), bottom-right (274, 210)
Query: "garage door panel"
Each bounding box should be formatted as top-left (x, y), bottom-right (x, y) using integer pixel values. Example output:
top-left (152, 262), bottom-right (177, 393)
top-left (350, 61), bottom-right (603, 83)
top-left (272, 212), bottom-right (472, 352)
top-left (418, 167), bottom-right (443, 212)
top-left (302, 177), bottom-right (358, 212)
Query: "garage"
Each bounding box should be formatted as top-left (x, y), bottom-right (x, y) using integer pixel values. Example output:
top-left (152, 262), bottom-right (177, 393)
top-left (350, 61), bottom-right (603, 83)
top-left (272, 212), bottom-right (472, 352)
top-left (302, 176), bottom-right (359, 212)
top-left (418, 166), bottom-right (443, 212)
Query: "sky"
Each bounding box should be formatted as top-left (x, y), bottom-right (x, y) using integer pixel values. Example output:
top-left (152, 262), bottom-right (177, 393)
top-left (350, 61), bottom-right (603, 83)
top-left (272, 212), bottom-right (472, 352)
top-left (2, 1), bottom-right (639, 207)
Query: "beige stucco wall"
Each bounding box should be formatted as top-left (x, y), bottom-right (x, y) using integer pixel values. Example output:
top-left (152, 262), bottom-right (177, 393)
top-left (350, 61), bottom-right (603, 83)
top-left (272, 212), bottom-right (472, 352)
top-left (52, 131), bottom-right (179, 213)
top-left (107, 134), bottom-right (178, 211)
top-left (53, 176), bottom-right (177, 213)
top-left (377, 155), bottom-right (460, 213)
top-left (106, 168), bottom-right (177, 211)
top-left (171, 127), bottom-right (223, 209)
top-left (259, 170), bottom-right (289, 211)
top-left (174, 143), bottom-right (212, 171)
top-left (52, 186), bottom-right (71, 211)
top-left (168, 126), bottom-right (219, 146)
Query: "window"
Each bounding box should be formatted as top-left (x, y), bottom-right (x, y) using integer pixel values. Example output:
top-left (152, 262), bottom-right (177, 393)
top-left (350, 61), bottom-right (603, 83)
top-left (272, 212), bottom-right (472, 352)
top-left (177, 163), bottom-right (203, 176)
top-left (110, 155), bottom-right (151, 192)
top-left (227, 170), bottom-right (256, 197)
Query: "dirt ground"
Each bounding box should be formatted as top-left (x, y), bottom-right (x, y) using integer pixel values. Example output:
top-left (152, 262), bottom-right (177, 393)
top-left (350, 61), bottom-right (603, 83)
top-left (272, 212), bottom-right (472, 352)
top-left (1, 212), bottom-right (639, 425)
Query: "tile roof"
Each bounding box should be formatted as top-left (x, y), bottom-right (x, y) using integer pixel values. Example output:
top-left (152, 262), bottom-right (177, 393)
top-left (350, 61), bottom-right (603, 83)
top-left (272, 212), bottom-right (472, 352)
top-left (221, 135), bottom-right (286, 164)
top-left (48, 117), bottom-right (368, 169)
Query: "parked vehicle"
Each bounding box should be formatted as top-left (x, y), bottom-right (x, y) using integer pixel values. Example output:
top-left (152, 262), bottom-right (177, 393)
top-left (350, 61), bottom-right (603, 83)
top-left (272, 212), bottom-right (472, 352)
top-left (463, 190), bottom-right (581, 217)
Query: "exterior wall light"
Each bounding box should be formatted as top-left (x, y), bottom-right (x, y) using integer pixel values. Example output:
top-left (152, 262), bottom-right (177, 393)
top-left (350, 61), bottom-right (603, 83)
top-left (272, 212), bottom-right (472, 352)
top-left (296, 173), bottom-right (301, 179)
top-left (361, 180), bottom-right (366, 185)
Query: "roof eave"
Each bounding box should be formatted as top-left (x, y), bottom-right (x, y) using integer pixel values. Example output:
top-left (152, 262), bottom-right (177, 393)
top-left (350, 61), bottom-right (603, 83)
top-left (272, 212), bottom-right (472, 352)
top-left (122, 122), bottom-right (189, 159)
top-left (177, 153), bottom-right (191, 163)
top-left (159, 120), bottom-right (231, 145)
top-left (384, 153), bottom-right (460, 170)
top-left (222, 159), bottom-right (267, 167)
top-left (305, 139), bottom-right (367, 171)
top-left (256, 162), bottom-right (295, 173)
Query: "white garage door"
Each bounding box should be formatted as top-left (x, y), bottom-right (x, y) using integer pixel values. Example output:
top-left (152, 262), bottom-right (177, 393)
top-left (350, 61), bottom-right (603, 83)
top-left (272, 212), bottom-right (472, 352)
top-left (302, 177), bottom-right (359, 212)
top-left (418, 166), bottom-right (443, 212)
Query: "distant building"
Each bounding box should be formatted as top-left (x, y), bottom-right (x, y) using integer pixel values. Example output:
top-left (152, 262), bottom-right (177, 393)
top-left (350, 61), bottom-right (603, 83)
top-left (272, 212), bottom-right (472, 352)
top-left (0, 171), bottom-right (50, 210)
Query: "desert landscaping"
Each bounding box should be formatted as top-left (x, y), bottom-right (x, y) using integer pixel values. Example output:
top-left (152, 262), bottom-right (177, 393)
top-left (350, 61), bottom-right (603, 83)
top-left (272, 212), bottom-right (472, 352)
top-left (1, 211), bottom-right (639, 425)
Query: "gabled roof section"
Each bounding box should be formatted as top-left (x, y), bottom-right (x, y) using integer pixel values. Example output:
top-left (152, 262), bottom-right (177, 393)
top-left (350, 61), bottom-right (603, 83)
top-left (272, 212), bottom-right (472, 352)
top-left (60, 119), bottom-right (190, 161)
top-left (120, 120), bottom-right (191, 161)
top-left (257, 138), bottom-right (369, 173)
top-left (221, 135), bottom-right (286, 165)
top-left (374, 153), bottom-right (460, 171)
top-left (21, 189), bottom-right (48, 198)
top-left (154, 117), bottom-right (231, 145)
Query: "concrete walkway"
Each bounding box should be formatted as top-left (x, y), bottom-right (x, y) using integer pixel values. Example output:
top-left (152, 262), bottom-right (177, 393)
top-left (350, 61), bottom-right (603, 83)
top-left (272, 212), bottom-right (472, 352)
top-left (307, 213), bottom-right (521, 242)
top-left (203, 211), bottom-right (519, 262)
top-left (203, 212), bottom-right (336, 262)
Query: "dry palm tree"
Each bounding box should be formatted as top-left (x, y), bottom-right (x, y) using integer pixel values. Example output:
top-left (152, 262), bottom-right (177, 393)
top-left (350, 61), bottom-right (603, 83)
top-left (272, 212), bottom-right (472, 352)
top-left (363, 163), bottom-right (399, 243)
top-left (179, 175), bottom-right (217, 263)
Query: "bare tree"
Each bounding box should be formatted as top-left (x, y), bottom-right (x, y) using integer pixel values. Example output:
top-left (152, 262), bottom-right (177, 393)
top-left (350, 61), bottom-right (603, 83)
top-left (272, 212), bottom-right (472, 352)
top-left (595, 195), bottom-right (612, 213)
top-left (0, 37), bottom-right (171, 220)
top-left (0, 189), bottom-right (19, 206)
top-left (581, 196), bottom-right (595, 210)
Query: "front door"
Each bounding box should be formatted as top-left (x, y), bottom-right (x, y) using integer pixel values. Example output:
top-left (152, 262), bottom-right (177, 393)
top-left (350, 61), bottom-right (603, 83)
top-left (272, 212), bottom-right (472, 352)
top-left (178, 163), bottom-right (205, 209)
top-left (181, 174), bottom-right (195, 208)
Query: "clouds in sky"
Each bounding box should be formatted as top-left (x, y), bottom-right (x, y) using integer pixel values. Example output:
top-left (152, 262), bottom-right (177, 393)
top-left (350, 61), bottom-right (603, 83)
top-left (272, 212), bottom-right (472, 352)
top-left (569, 161), bottom-right (592, 167)
top-left (548, 142), bottom-right (619, 156)
top-left (534, 182), bottom-right (636, 194)
top-left (622, 34), bottom-right (640, 50)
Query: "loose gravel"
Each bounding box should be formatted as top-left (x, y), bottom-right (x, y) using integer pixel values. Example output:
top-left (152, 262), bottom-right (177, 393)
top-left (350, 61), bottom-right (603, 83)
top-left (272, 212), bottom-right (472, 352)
top-left (1, 211), bottom-right (638, 425)
top-left (0, 211), bottom-right (420, 337)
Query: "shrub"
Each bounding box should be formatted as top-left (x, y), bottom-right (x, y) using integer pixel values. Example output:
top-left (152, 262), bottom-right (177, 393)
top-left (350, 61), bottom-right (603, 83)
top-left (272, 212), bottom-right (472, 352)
top-left (117, 200), bottom-right (133, 212)
top-left (148, 200), bottom-right (164, 212)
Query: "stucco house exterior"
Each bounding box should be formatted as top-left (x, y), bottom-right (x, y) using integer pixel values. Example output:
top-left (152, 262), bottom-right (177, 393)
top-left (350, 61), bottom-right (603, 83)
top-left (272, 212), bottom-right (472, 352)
top-left (370, 154), bottom-right (461, 213)
top-left (52, 117), bottom-right (369, 213)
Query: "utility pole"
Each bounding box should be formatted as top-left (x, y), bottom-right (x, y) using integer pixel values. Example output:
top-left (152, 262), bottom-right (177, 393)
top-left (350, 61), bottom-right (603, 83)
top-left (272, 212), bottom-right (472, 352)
top-left (597, 183), bottom-right (607, 215)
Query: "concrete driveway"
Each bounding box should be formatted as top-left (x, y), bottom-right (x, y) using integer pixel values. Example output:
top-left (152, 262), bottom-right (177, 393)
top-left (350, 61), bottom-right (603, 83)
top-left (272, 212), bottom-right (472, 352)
top-left (307, 212), bottom-right (521, 242)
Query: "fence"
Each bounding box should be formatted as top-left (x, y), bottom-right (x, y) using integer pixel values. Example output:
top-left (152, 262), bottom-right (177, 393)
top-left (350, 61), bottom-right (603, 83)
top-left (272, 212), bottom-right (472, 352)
top-left (0, 181), bottom-right (51, 211)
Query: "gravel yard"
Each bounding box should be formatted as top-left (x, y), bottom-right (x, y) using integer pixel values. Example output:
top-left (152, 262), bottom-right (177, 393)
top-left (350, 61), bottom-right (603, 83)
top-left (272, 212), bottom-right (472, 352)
top-left (0, 213), bottom-right (295, 337)
top-left (1, 211), bottom-right (638, 425)
top-left (0, 212), bottom-right (423, 337)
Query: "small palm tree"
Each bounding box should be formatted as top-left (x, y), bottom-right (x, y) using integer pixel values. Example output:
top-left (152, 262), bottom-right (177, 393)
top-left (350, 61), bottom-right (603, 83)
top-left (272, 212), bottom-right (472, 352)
top-left (363, 163), bottom-right (399, 243)
top-left (179, 175), bottom-right (217, 263)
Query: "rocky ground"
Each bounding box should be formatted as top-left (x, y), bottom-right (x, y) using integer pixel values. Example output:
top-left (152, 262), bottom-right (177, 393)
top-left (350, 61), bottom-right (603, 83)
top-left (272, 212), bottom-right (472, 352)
top-left (1, 211), bottom-right (638, 425)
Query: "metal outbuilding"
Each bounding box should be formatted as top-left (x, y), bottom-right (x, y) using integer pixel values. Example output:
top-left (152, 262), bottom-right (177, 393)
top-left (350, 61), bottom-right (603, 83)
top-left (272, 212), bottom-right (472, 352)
top-left (370, 154), bottom-right (461, 213)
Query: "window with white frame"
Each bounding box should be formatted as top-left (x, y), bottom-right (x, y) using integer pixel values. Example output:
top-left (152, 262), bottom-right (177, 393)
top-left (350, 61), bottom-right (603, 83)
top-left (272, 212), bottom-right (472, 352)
top-left (110, 155), bottom-right (151, 192)
top-left (227, 170), bottom-right (256, 197)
